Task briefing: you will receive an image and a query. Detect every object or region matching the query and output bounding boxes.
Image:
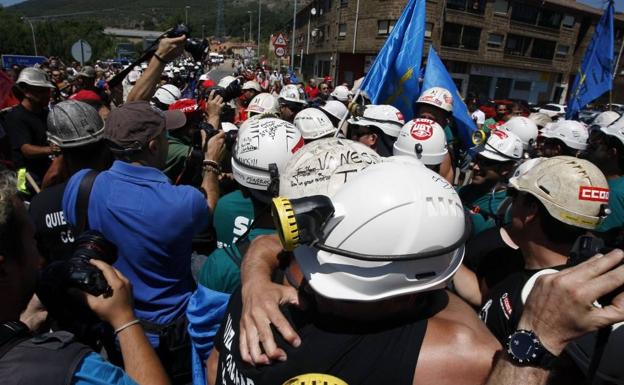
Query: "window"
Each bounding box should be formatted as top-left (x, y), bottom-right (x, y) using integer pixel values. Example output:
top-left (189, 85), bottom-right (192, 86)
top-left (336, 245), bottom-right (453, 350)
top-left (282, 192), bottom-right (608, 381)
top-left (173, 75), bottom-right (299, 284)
top-left (555, 44), bottom-right (569, 57)
top-left (425, 22), bottom-right (433, 38)
top-left (537, 9), bottom-right (562, 29)
top-left (339, 23), bottom-right (347, 38)
top-left (531, 39), bottom-right (556, 60)
top-left (510, 2), bottom-right (538, 24)
top-left (505, 34), bottom-right (531, 56)
top-left (514, 81), bottom-right (531, 91)
top-left (562, 14), bottom-right (575, 28)
top-left (487, 33), bottom-right (504, 48)
top-left (446, 0), bottom-right (485, 14)
top-left (340, 0), bottom-right (348, 7)
top-left (442, 23), bottom-right (481, 50)
top-left (493, 0), bottom-right (509, 14)
top-left (377, 20), bottom-right (396, 35)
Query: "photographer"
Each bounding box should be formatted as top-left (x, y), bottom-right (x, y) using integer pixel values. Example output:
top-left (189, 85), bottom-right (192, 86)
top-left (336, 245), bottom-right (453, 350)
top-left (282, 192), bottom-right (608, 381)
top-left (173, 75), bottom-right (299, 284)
top-left (0, 170), bottom-right (169, 385)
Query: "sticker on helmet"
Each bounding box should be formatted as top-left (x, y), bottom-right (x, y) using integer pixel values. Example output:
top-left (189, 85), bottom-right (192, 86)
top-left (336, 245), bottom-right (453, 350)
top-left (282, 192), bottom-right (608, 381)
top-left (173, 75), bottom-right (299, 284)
top-left (492, 130), bottom-right (508, 140)
top-left (578, 186), bottom-right (609, 203)
top-left (443, 93), bottom-right (453, 105)
top-left (396, 111), bottom-right (405, 122)
top-left (410, 121), bottom-right (433, 140)
top-left (291, 136), bottom-right (305, 153)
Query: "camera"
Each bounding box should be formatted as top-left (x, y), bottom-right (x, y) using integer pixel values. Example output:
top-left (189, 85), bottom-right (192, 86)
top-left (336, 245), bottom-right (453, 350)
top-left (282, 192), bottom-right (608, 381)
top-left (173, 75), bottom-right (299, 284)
top-left (569, 235), bottom-right (623, 306)
top-left (202, 81), bottom-right (242, 104)
top-left (166, 24), bottom-right (208, 62)
top-left (198, 121), bottom-right (237, 152)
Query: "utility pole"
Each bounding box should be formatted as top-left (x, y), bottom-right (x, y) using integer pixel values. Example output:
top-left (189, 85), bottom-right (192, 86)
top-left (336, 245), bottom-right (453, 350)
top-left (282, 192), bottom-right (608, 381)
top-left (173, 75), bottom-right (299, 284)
top-left (248, 11), bottom-right (253, 44)
top-left (291, 0), bottom-right (297, 69)
top-left (185, 6), bottom-right (190, 25)
top-left (257, 0), bottom-right (261, 59)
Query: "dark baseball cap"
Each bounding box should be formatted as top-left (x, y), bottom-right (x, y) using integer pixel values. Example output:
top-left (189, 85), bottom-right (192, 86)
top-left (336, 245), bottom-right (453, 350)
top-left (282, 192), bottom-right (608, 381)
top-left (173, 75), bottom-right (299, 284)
top-left (104, 101), bottom-right (184, 148)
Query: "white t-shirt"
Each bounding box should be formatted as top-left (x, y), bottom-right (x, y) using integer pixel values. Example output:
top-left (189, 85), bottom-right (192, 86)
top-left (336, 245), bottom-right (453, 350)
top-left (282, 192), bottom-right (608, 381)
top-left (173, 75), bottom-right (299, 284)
top-left (471, 109), bottom-right (486, 125)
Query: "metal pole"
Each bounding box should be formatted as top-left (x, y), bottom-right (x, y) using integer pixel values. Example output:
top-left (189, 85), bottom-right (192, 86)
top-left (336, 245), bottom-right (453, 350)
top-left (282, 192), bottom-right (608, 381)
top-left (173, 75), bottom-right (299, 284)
top-left (291, 0), bottom-right (297, 69)
top-left (80, 40), bottom-right (85, 66)
top-left (248, 11), bottom-right (253, 45)
top-left (614, 37), bottom-right (624, 79)
top-left (185, 6), bottom-right (190, 25)
top-left (352, 0), bottom-right (360, 54)
top-left (23, 18), bottom-right (38, 56)
top-left (307, 14), bottom-right (311, 55)
top-left (300, 48), bottom-right (304, 74)
top-left (202, 24), bottom-right (205, 39)
top-left (257, 0), bottom-right (261, 59)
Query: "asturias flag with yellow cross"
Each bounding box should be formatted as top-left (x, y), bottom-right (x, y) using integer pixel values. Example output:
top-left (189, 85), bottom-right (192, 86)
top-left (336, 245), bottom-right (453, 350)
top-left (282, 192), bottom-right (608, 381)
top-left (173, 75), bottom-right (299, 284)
top-left (566, 0), bottom-right (614, 119)
top-left (360, 0), bottom-right (425, 121)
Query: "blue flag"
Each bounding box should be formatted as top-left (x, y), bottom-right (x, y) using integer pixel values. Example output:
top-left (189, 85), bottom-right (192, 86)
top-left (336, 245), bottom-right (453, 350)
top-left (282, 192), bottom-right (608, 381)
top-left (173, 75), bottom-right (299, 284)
top-left (360, 0), bottom-right (425, 121)
top-left (422, 48), bottom-right (477, 148)
top-left (566, 0), bottom-right (614, 119)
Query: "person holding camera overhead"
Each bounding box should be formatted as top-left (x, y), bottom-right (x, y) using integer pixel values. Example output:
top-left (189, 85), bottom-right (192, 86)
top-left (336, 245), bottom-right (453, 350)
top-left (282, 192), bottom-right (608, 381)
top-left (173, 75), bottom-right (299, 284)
top-left (0, 170), bottom-right (169, 385)
top-left (61, 35), bottom-right (226, 383)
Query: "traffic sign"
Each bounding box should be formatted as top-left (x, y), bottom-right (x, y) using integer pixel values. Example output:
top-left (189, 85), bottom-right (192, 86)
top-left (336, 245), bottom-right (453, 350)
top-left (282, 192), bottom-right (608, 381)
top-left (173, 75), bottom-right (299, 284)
top-left (71, 39), bottom-right (92, 66)
top-left (274, 46), bottom-right (286, 58)
top-left (273, 33), bottom-right (288, 47)
top-left (1, 55), bottom-right (47, 68)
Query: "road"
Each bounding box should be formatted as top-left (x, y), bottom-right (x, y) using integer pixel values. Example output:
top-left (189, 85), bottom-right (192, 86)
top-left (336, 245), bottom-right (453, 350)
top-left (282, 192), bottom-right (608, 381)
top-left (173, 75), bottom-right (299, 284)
top-left (206, 59), bottom-right (235, 84)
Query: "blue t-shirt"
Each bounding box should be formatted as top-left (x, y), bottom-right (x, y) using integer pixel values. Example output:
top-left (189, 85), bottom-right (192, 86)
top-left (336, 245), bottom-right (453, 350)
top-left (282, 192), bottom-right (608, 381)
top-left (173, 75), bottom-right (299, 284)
top-left (62, 161), bottom-right (210, 327)
top-left (72, 352), bottom-right (137, 385)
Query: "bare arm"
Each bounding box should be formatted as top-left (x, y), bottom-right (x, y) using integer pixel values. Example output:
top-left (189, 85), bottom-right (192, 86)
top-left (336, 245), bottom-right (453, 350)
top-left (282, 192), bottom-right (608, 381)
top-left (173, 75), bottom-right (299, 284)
top-left (452, 264), bottom-right (483, 307)
top-left (127, 36), bottom-right (185, 102)
top-left (440, 152), bottom-right (454, 184)
top-left (239, 234), bottom-right (301, 365)
top-left (206, 348), bottom-right (220, 385)
top-left (201, 92), bottom-right (225, 212)
top-left (485, 249), bottom-right (624, 385)
top-left (86, 260), bottom-right (170, 385)
top-left (21, 143), bottom-right (54, 159)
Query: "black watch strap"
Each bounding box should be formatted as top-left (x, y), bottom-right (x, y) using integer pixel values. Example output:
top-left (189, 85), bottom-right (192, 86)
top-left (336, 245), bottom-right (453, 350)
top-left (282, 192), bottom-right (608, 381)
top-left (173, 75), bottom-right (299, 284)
top-left (507, 329), bottom-right (558, 369)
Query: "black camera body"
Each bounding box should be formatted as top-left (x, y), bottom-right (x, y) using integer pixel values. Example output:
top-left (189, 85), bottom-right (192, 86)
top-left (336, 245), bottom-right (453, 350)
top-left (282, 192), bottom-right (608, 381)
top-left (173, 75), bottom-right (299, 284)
top-left (203, 81), bottom-right (242, 104)
top-left (166, 24), bottom-right (208, 62)
top-left (569, 235), bottom-right (623, 306)
top-left (198, 121), bottom-right (237, 152)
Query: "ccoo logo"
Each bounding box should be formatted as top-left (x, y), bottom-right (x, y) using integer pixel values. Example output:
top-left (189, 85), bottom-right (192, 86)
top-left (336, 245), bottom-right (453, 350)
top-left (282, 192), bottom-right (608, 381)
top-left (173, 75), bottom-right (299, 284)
top-left (578, 186), bottom-right (609, 203)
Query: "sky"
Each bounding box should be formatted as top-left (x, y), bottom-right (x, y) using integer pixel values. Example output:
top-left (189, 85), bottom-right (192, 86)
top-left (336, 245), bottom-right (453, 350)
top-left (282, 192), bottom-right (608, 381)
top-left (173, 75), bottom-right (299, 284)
top-left (1, 0), bottom-right (622, 11)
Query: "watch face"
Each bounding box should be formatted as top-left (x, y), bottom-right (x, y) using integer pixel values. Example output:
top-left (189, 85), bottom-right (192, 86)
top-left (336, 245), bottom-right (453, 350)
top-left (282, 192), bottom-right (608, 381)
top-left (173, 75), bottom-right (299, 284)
top-left (508, 331), bottom-right (539, 364)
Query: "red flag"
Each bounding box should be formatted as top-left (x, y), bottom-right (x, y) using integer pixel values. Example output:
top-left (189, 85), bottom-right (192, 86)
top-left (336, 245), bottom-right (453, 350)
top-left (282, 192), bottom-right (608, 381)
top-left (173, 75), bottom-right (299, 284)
top-left (0, 70), bottom-right (17, 109)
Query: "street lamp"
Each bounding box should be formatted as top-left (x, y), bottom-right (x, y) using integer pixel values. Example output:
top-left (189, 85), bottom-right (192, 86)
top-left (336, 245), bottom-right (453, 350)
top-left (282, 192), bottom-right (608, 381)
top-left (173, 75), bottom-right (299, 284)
top-left (307, 7), bottom-right (316, 55)
top-left (22, 17), bottom-right (38, 56)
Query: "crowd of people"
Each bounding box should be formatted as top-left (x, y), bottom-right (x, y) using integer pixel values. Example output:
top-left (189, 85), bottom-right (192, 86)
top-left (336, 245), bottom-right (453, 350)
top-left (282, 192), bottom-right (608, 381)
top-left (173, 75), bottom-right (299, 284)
top-left (1, 33), bottom-right (624, 385)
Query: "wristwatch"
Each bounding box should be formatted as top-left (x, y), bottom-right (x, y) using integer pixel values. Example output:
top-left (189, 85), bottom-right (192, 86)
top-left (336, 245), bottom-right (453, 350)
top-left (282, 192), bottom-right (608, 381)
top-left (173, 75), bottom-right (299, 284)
top-left (506, 329), bottom-right (558, 369)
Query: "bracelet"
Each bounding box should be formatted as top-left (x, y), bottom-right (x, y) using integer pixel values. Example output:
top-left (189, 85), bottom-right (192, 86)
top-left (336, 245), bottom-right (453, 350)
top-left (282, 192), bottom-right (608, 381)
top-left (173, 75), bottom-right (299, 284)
top-left (202, 159), bottom-right (220, 169)
top-left (153, 53), bottom-right (167, 64)
top-left (114, 319), bottom-right (141, 335)
top-left (202, 165), bottom-right (221, 176)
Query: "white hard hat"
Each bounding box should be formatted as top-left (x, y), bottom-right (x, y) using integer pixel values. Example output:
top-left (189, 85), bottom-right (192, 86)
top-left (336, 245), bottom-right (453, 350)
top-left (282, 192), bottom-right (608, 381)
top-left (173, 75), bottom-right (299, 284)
top-left (509, 156), bottom-right (609, 230)
top-left (478, 130), bottom-right (524, 162)
top-left (540, 120), bottom-right (588, 151)
top-left (199, 73), bottom-right (210, 81)
top-left (320, 100), bottom-right (348, 122)
top-left (221, 122), bottom-right (238, 133)
top-left (294, 108), bottom-right (337, 140)
top-left (279, 84), bottom-right (307, 105)
top-left (393, 118), bottom-right (448, 165)
top-left (232, 118), bottom-right (304, 193)
top-left (293, 161), bottom-right (467, 301)
top-left (153, 84), bottom-right (181, 106)
top-left (528, 112), bottom-right (552, 129)
top-left (330, 85), bottom-right (351, 102)
top-left (600, 116), bottom-right (624, 146)
top-left (242, 80), bottom-right (261, 92)
top-left (247, 93), bottom-right (280, 116)
top-left (348, 104), bottom-right (405, 137)
top-left (16, 67), bottom-right (55, 89)
top-left (510, 157), bottom-right (545, 181)
top-left (416, 87), bottom-right (453, 113)
top-left (140, 62), bottom-right (148, 69)
top-left (127, 70), bottom-right (141, 83)
top-left (500, 116), bottom-right (538, 150)
top-left (592, 111), bottom-right (621, 127)
top-left (218, 75), bottom-right (237, 88)
top-left (280, 137), bottom-right (382, 199)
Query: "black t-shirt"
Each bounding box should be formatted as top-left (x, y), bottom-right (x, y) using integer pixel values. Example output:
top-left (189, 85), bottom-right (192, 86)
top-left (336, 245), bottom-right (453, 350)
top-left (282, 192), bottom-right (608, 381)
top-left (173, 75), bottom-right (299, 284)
top-left (479, 266), bottom-right (565, 344)
top-left (214, 288), bottom-right (428, 385)
top-left (29, 182), bottom-right (75, 263)
top-left (4, 105), bottom-right (50, 180)
top-left (463, 226), bottom-right (524, 289)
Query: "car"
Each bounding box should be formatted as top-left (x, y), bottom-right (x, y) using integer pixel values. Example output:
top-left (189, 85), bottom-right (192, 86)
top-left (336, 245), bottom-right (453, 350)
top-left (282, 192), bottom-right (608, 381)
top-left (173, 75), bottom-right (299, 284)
top-left (538, 103), bottom-right (567, 118)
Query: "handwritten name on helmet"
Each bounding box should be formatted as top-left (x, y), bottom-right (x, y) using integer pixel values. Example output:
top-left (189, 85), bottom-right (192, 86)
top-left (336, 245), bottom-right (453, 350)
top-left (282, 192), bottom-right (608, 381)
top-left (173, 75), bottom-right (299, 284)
top-left (578, 186), bottom-right (609, 203)
top-left (492, 130), bottom-right (508, 140)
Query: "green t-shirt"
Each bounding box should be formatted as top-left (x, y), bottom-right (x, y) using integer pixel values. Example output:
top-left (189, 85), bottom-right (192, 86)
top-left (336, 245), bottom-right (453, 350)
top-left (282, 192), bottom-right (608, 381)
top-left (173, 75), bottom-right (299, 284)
top-left (443, 125), bottom-right (454, 144)
top-left (597, 177), bottom-right (624, 232)
top-left (164, 135), bottom-right (192, 182)
top-left (197, 227), bottom-right (276, 293)
top-left (213, 190), bottom-right (254, 248)
top-left (458, 185), bottom-right (507, 237)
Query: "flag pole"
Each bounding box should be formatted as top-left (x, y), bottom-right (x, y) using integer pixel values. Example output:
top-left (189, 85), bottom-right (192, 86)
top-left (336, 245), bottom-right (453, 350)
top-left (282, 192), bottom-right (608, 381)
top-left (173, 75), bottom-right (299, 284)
top-left (335, 88), bottom-right (362, 137)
